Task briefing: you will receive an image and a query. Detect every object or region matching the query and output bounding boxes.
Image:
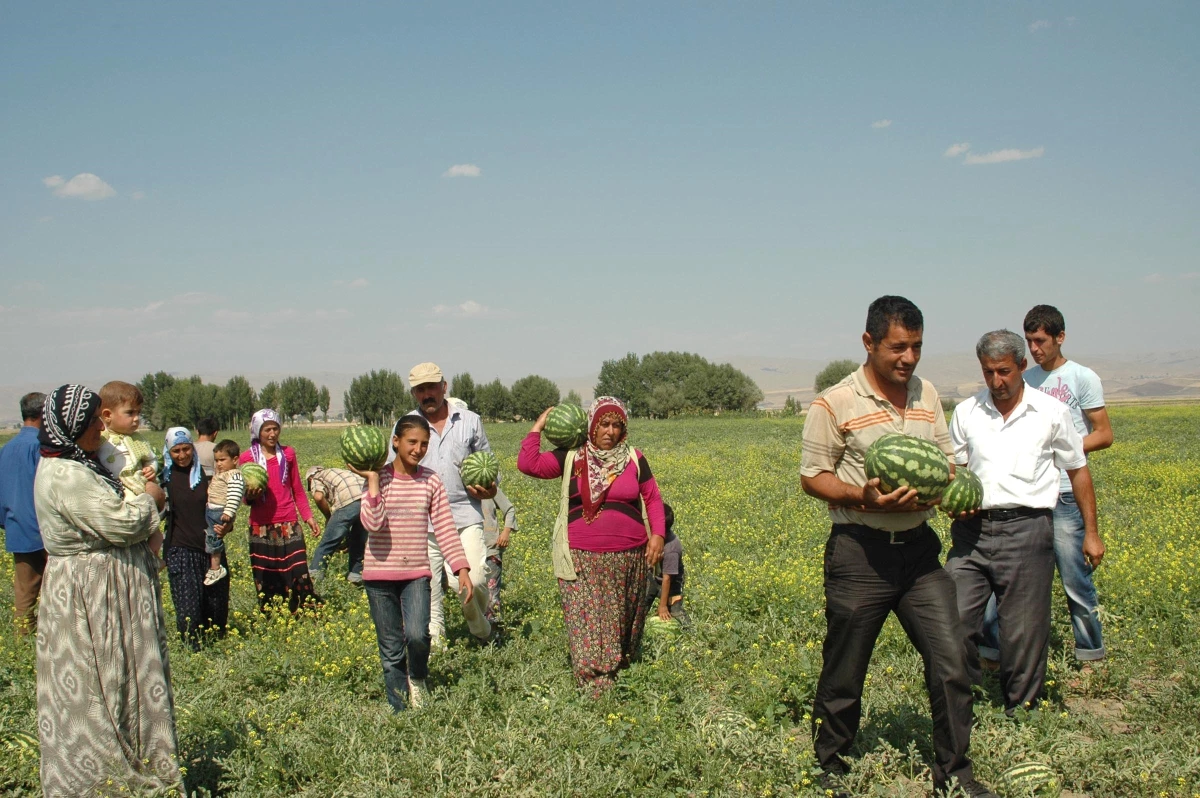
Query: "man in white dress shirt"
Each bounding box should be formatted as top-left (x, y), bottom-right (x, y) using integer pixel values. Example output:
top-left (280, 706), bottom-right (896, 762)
top-left (945, 330), bottom-right (1100, 713)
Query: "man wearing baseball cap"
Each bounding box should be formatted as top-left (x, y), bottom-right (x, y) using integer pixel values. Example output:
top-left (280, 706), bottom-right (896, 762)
top-left (402, 362), bottom-right (497, 647)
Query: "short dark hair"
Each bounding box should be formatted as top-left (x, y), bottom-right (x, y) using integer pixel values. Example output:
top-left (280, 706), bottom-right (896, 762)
top-left (865, 296), bottom-right (923, 343)
top-left (393, 415), bottom-right (431, 441)
top-left (662, 502), bottom-right (675, 532)
top-left (197, 417), bottom-right (219, 436)
top-left (1023, 304), bottom-right (1065, 338)
top-left (214, 439), bottom-right (240, 458)
top-left (20, 392), bottom-right (45, 421)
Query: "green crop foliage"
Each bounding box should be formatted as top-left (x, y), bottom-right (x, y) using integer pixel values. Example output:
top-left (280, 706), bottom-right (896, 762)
top-left (1, 407), bottom-right (1198, 796)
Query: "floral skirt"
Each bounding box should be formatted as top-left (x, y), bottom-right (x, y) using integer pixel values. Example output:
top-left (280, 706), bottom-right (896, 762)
top-left (558, 546), bottom-right (649, 697)
top-left (249, 521), bottom-right (319, 613)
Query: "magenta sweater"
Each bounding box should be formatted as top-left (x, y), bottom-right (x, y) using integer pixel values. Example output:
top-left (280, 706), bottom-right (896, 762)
top-left (359, 465), bottom-right (469, 582)
top-left (517, 431), bottom-right (666, 552)
top-left (238, 446), bottom-right (314, 526)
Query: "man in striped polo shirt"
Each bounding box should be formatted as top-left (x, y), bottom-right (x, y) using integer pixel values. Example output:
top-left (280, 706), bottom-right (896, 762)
top-left (801, 296), bottom-right (993, 798)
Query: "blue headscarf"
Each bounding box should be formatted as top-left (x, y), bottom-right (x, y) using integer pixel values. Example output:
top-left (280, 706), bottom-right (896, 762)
top-left (162, 426), bottom-right (203, 489)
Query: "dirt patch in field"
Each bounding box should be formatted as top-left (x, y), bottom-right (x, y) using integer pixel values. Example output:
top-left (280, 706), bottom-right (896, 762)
top-left (1065, 696), bottom-right (1131, 734)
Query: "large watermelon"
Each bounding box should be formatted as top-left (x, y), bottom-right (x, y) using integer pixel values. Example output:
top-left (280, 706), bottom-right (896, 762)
top-left (240, 463), bottom-right (269, 493)
top-left (460, 450), bottom-right (499, 488)
top-left (644, 615), bottom-right (681, 640)
top-left (863, 433), bottom-right (951, 503)
top-left (543, 403), bottom-right (588, 450)
top-left (340, 425), bottom-right (388, 471)
top-left (999, 761), bottom-right (1058, 796)
top-left (942, 466), bottom-right (984, 516)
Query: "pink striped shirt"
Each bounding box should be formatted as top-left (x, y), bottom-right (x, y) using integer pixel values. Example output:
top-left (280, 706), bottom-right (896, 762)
top-left (360, 465), bottom-right (469, 582)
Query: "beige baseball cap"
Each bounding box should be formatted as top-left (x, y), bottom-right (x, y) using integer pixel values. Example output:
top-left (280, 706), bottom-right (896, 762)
top-left (408, 362), bottom-right (444, 388)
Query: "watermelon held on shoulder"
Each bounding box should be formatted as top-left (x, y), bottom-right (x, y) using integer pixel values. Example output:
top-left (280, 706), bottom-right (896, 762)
top-left (942, 466), bottom-right (984, 516)
top-left (543, 403), bottom-right (588, 450)
top-left (340, 425), bottom-right (388, 471)
top-left (240, 463), bottom-right (268, 493)
top-left (863, 433), bottom-right (952, 503)
top-left (460, 450), bottom-right (500, 489)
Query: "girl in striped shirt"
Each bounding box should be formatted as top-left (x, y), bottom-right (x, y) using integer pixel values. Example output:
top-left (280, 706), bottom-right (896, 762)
top-left (352, 415), bottom-right (473, 711)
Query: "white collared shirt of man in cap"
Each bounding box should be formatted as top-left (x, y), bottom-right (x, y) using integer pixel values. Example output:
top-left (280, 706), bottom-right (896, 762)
top-left (397, 362), bottom-right (497, 647)
top-left (945, 329), bottom-right (1100, 714)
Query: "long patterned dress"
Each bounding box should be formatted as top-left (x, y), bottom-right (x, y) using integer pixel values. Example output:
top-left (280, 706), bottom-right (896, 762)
top-left (33, 458), bottom-right (182, 797)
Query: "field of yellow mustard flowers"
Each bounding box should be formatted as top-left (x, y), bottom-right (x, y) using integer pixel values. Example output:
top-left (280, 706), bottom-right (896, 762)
top-left (1, 406), bottom-right (1198, 796)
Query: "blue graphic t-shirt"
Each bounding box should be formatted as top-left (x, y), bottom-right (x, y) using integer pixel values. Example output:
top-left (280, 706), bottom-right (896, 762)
top-left (1024, 360), bottom-right (1104, 492)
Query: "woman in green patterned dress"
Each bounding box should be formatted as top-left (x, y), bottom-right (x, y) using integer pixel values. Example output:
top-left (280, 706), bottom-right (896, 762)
top-left (33, 385), bottom-right (181, 796)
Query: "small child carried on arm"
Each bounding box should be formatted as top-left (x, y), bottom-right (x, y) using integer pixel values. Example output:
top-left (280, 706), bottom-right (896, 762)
top-left (645, 502), bottom-right (692, 629)
top-left (97, 381), bottom-right (163, 558)
top-left (205, 440), bottom-right (245, 585)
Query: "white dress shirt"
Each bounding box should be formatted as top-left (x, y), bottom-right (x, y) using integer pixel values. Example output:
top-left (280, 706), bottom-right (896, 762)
top-left (950, 384), bottom-right (1086, 510)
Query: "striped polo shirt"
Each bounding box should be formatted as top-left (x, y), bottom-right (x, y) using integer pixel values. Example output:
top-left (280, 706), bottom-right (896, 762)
top-left (359, 465), bottom-right (469, 582)
top-left (801, 365), bottom-right (952, 532)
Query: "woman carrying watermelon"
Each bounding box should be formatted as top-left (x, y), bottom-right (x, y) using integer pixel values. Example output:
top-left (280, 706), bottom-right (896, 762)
top-left (518, 396), bottom-right (666, 697)
top-left (238, 409), bottom-right (321, 613)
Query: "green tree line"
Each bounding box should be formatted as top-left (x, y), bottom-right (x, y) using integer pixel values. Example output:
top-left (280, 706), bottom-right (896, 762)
top-left (138, 373), bottom-right (331, 431)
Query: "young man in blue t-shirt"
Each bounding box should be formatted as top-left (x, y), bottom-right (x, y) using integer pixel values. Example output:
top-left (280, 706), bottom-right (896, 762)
top-left (979, 305), bottom-right (1111, 667)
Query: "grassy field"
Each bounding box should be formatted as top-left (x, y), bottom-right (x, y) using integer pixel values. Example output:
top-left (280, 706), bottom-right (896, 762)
top-left (1, 407), bottom-right (1198, 797)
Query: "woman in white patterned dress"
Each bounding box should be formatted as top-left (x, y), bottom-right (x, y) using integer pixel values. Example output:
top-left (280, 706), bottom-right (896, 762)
top-left (33, 385), bottom-right (182, 797)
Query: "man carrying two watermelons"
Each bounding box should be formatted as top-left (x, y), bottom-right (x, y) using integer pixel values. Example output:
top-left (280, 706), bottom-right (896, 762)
top-left (801, 296), bottom-right (996, 798)
top-left (944, 330), bottom-right (1099, 715)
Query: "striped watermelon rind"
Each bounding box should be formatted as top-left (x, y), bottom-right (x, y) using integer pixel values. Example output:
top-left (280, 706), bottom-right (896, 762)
top-left (942, 466), bottom-right (984, 516)
top-left (340, 426), bottom-right (388, 471)
top-left (460, 450), bottom-right (499, 488)
top-left (544, 403), bottom-right (588, 450)
top-left (240, 463), bottom-right (269, 493)
top-left (1000, 762), bottom-right (1058, 795)
top-left (644, 615), bottom-right (681, 639)
top-left (863, 433), bottom-right (952, 502)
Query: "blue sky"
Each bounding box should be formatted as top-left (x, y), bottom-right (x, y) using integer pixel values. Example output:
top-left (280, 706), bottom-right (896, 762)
top-left (2, 2), bottom-right (1197, 387)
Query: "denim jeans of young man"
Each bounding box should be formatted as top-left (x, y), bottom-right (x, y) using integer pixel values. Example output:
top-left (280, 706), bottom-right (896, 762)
top-left (364, 577), bottom-right (431, 712)
top-left (977, 493), bottom-right (1105, 663)
top-left (309, 500), bottom-right (366, 578)
top-left (812, 523), bottom-right (976, 789)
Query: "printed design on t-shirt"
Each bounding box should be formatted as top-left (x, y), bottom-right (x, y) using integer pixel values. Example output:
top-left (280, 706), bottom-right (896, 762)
top-left (1038, 376), bottom-right (1079, 411)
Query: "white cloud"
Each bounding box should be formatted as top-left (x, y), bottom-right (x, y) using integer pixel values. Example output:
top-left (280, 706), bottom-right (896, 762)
top-left (963, 146), bottom-right (1045, 165)
top-left (131, 190), bottom-right (146, 200)
top-left (442, 164), bottom-right (481, 178)
top-left (432, 299), bottom-right (488, 318)
top-left (43, 172), bottom-right (116, 200)
top-left (349, 278), bottom-right (368, 289)
top-left (944, 142), bottom-right (971, 158)
top-left (1065, 16), bottom-right (1077, 26)
top-left (36, 216), bottom-right (53, 223)
top-left (1029, 19), bottom-right (1051, 33)
top-left (871, 119), bottom-right (892, 129)
top-left (1143, 273), bottom-right (1165, 284)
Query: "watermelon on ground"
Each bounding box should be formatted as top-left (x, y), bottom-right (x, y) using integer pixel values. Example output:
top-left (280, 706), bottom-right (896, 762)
top-left (863, 433), bottom-right (952, 503)
top-left (999, 761), bottom-right (1058, 796)
top-left (942, 466), bottom-right (984, 516)
top-left (241, 463), bottom-right (269, 494)
top-left (340, 425), bottom-right (388, 471)
top-left (644, 616), bottom-right (681, 639)
top-left (460, 450), bottom-right (500, 488)
top-left (543, 403), bottom-right (588, 450)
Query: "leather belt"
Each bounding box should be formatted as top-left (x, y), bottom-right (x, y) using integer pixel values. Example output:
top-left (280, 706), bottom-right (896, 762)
top-left (977, 507), bottom-right (1052, 521)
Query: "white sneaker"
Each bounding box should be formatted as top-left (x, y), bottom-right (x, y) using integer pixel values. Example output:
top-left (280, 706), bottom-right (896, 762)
top-left (408, 676), bottom-right (429, 709)
top-left (203, 566), bottom-right (227, 586)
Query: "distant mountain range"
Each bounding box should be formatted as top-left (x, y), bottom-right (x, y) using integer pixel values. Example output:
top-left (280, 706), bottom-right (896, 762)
top-left (4, 351), bottom-right (1199, 426)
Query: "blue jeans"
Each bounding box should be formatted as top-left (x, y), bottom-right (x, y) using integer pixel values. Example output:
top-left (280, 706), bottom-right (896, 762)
top-left (309, 500), bottom-right (366, 577)
top-left (204, 507), bottom-right (227, 556)
top-left (979, 492), bottom-right (1105, 662)
top-left (364, 577), bottom-right (431, 712)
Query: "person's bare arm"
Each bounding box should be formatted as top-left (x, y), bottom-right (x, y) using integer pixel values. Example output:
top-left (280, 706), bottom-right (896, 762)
top-left (1066, 465), bottom-right (1103, 567)
top-left (801, 471), bottom-right (921, 511)
top-left (1081, 406), bottom-right (1113, 454)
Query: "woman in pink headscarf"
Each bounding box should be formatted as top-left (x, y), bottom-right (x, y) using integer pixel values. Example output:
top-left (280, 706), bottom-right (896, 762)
top-left (518, 396), bottom-right (665, 696)
top-left (238, 409), bottom-right (320, 613)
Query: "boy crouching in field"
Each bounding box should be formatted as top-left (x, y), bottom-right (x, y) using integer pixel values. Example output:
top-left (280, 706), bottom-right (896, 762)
top-left (98, 380), bottom-right (163, 558)
top-left (644, 503), bottom-right (691, 629)
top-left (205, 440), bottom-right (245, 585)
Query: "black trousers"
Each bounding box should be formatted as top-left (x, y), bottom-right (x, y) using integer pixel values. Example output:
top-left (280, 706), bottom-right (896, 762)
top-left (165, 546), bottom-right (230, 650)
top-left (812, 523), bottom-right (975, 788)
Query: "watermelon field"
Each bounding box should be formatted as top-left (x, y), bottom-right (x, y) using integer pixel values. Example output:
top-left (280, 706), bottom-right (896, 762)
top-left (1, 406), bottom-right (1198, 797)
